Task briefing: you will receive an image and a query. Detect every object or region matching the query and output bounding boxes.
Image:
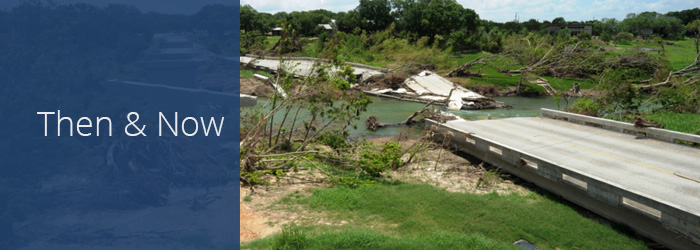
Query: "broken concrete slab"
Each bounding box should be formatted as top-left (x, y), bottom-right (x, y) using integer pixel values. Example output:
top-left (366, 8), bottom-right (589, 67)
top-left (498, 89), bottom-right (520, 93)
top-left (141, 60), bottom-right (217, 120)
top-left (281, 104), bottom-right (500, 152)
top-left (240, 55), bottom-right (385, 82)
top-left (363, 70), bottom-right (508, 110)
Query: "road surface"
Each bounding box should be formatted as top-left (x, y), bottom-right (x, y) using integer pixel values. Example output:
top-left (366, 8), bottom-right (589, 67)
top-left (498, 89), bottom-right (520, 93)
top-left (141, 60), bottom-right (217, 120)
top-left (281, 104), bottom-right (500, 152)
top-left (443, 117), bottom-right (700, 215)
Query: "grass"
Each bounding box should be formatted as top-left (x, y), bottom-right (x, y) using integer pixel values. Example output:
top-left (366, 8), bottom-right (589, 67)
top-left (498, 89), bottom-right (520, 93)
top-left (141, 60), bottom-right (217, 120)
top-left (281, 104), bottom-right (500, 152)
top-left (646, 111), bottom-right (700, 134)
top-left (242, 183), bottom-right (649, 250)
top-left (542, 76), bottom-right (596, 91)
top-left (241, 69), bottom-right (273, 79)
top-left (245, 227), bottom-right (509, 250)
top-left (613, 38), bottom-right (697, 71)
top-left (266, 36), bottom-right (281, 50)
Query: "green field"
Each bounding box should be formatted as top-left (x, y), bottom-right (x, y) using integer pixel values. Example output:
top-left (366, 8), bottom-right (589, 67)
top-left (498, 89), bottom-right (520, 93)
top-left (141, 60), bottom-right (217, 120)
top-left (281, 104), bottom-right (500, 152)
top-left (614, 38), bottom-right (697, 71)
top-left (266, 36), bottom-right (281, 50)
top-left (241, 69), bottom-right (273, 79)
top-left (242, 183), bottom-right (649, 250)
top-left (646, 111), bottom-right (700, 134)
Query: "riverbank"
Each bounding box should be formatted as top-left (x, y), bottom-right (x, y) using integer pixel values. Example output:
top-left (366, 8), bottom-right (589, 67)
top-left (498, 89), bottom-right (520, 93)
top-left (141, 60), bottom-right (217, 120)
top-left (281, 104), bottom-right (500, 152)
top-left (239, 139), bottom-right (652, 250)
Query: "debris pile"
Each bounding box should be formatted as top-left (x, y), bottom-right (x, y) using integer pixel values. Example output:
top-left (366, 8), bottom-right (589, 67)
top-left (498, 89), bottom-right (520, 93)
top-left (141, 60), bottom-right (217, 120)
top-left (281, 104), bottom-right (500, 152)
top-left (360, 70), bottom-right (508, 110)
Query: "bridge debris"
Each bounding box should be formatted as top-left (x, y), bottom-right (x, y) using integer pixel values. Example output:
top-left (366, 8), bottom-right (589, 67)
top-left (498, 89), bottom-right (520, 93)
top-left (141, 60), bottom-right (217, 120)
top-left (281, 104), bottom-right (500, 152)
top-left (366, 102), bottom-right (459, 131)
top-left (633, 116), bottom-right (661, 128)
top-left (361, 70), bottom-right (508, 110)
top-left (241, 56), bottom-right (508, 110)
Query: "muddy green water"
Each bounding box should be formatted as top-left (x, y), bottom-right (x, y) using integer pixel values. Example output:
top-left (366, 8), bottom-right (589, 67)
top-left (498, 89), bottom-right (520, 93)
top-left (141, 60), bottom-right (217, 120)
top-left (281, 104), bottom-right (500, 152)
top-left (245, 96), bottom-right (564, 139)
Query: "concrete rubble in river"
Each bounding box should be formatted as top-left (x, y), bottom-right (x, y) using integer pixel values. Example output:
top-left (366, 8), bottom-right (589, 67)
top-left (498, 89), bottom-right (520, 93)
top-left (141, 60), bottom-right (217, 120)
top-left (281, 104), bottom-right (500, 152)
top-left (241, 56), bottom-right (507, 110)
top-left (363, 70), bottom-right (508, 110)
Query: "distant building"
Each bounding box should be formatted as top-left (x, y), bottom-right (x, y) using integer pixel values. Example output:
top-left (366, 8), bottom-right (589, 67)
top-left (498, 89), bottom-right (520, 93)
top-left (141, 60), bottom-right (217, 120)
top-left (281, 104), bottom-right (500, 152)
top-left (317, 19), bottom-right (337, 37)
top-left (271, 27), bottom-right (283, 36)
top-left (548, 25), bottom-right (593, 36)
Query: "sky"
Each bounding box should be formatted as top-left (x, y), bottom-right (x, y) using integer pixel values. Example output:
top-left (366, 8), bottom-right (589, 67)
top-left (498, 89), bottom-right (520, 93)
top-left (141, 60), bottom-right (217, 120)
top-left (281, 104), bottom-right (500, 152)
top-left (240, 0), bottom-right (700, 23)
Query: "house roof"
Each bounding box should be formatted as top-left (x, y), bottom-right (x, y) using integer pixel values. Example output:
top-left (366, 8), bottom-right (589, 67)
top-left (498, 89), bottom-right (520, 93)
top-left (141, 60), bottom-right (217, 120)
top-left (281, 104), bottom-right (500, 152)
top-left (318, 24), bottom-right (333, 30)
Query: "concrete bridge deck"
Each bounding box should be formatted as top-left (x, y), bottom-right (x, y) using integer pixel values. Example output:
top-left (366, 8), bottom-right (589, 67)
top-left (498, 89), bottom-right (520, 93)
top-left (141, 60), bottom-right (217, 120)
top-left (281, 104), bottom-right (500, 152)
top-left (428, 109), bottom-right (700, 250)
top-left (240, 55), bottom-right (385, 80)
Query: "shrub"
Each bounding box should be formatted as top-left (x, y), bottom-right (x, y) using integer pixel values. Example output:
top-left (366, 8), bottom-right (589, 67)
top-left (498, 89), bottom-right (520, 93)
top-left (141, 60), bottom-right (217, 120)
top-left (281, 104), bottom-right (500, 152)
top-left (316, 130), bottom-right (350, 150)
top-left (614, 32), bottom-right (634, 44)
top-left (568, 98), bottom-right (600, 116)
top-left (357, 141), bottom-right (403, 177)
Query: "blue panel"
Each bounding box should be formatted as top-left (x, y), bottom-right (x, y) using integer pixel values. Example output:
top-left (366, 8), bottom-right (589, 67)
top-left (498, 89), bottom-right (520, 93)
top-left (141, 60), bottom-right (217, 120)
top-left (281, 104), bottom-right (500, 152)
top-left (0, 1), bottom-right (240, 249)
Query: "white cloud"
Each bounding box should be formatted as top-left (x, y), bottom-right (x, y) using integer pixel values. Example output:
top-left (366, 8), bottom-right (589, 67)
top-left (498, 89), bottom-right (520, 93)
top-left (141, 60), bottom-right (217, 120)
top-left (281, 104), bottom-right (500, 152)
top-left (240, 0), bottom-right (358, 13)
top-left (465, 0), bottom-right (699, 22)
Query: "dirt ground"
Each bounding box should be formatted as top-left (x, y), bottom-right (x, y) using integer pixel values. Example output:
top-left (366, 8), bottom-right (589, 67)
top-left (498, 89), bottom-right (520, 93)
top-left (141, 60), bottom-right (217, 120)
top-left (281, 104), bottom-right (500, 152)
top-left (240, 78), bottom-right (274, 97)
top-left (239, 137), bottom-right (528, 243)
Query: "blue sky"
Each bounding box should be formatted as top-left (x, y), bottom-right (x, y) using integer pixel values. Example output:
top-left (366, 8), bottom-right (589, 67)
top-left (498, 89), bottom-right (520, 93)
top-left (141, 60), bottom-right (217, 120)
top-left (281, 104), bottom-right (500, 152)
top-left (240, 0), bottom-right (699, 22)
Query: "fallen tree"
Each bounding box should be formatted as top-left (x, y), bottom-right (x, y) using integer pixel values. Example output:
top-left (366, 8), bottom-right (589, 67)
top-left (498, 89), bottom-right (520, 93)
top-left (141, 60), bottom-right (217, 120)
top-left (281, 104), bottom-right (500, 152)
top-left (366, 102), bottom-right (457, 131)
top-left (445, 54), bottom-right (500, 77)
top-left (638, 53), bottom-right (700, 90)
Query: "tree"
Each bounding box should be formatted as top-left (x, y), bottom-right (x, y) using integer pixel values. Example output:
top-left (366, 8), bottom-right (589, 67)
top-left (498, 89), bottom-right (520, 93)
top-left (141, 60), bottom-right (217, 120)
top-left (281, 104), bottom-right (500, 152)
top-left (240, 4), bottom-right (257, 33)
top-left (620, 11), bottom-right (684, 38)
top-left (336, 11), bottom-right (362, 33)
top-left (523, 19), bottom-right (542, 32)
top-left (687, 20), bottom-right (700, 54)
top-left (357, 0), bottom-right (393, 32)
top-left (667, 8), bottom-right (700, 25)
top-left (593, 18), bottom-right (619, 37)
top-left (391, 0), bottom-right (478, 41)
top-left (552, 17), bottom-right (566, 25)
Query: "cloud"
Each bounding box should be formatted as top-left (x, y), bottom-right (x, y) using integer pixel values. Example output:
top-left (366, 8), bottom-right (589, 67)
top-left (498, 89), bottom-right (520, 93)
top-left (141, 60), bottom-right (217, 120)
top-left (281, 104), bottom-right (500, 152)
top-left (459, 0), bottom-right (699, 22)
top-left (240, 0), bottom-right (358, 13)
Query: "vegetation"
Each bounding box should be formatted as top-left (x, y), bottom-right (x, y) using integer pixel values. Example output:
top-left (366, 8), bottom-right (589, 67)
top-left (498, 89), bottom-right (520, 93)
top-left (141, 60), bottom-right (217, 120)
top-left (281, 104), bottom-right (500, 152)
top-left (646, 112), bottom-right (700, 134)
top-left (239, 4), bottom-right (700, 249)
top-left (241, 69), bottom-right (273, 79)
top-left (240, 32), bottom-right (388, 188)
top-left (241, 3), bottom-right (700, 102)
top-left (242, 183), bottom-right (649, 250)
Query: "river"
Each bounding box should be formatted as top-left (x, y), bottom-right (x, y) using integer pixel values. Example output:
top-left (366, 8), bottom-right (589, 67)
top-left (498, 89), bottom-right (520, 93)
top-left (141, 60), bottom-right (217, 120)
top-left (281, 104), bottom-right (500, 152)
top-left (244, 96), bottom-right (564, 139)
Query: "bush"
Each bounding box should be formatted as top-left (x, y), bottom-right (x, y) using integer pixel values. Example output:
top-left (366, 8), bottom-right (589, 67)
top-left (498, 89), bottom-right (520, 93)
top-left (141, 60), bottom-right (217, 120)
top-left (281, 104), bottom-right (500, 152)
top-left (614, 32), bottom-right (634, 44)
top-left (316, 130), bottom-right (350, 150)
top-left (240, 30), bottom-right (267, 54)
top-left (568, 98), bottom-right (600, 116)
top-left (357, 141), bottom-right (403, 177)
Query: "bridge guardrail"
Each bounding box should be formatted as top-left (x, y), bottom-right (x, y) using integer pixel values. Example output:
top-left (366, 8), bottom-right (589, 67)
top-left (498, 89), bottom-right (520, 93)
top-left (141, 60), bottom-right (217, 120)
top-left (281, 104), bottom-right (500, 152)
top-left (541, 108), bottom-right (700, 146)
top-left (426, 118), bottom-right (700, 247)
top-left (243, 54), bottom-right (389, 72)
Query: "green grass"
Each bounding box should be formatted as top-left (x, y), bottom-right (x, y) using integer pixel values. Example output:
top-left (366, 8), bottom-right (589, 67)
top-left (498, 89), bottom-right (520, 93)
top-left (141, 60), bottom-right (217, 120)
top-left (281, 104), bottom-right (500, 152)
top-left (663, 38), bottom-right (697, 71)
top-left (244, 227), bottom-right (509, 250)
top-left (544, 76), bottom-right (596, 91)
top-left (243, 183), bottom-right (649, 250)
top-left (241, 69), bottom-right (273, 79)
top-left (613, 38), bottom-right (697, 71)
top-left (646, 111), bottom-right (700, 134)
top-left (265, 36), bottom-right (281, 50)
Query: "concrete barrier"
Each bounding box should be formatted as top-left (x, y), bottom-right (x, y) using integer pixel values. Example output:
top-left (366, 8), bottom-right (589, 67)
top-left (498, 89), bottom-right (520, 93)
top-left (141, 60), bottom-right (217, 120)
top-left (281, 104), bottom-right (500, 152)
top-left (243, 54), bottom-right (389, 72)
top-left (541, 108), bottom-right (700, 146)
top-left (426, 118), bottom-right (700, 250)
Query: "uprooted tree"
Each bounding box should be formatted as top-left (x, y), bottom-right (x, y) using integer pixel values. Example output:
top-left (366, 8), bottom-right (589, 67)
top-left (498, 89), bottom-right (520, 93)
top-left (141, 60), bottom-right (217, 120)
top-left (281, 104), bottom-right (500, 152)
top-left (240, 33), bottom-right (425, 187)
top-left (240, 52), bottom-right (371, 180)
